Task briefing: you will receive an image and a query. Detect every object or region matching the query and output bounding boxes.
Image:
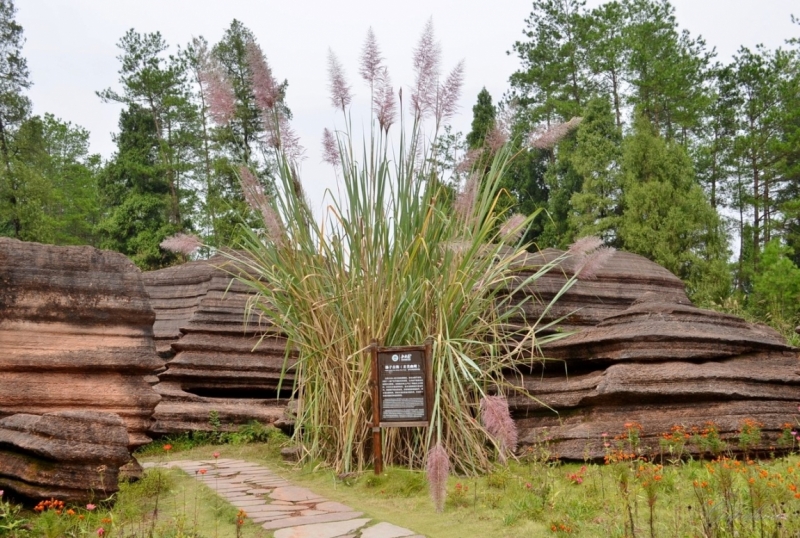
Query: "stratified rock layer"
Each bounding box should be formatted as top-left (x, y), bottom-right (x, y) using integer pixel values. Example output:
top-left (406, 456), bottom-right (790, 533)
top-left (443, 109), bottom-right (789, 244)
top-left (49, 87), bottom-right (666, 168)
top-left (506, 250), bottom-right (800, 460)
top-left (142, 260), bottom-right (215, 359)
top-left (0, 411), bottom-right (130, 502)
top-left (0, 238), bottom-right (162, 447)
top-left (147, 257), bottom-right (292, 434)
top-left (504, 248), bottom-right (690, 332)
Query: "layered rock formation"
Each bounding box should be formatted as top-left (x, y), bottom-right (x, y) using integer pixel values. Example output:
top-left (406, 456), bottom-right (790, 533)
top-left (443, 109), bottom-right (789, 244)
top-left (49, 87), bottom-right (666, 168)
top-left (0, 238), bottom-right (162, 448)
top-left (141, 260), bottom-right (215, 360)
top-left (504, 248), bottom-right (690, 332)
top-left (147, 257), bottom-right (293, 435)
top-left (0, 411), bottom-right (130, 502)
top-left (508, 250), bottom-right (800, 460)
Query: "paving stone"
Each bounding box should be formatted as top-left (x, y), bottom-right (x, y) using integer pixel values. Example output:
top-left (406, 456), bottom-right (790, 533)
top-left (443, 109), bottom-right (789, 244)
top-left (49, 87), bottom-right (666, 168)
top-left (359, 522), bottom-right (417, 538)
top-left (299, 510), bottom-right (325, 516)
top-left (271, 500), bottom-right (296, 506)
top-left (246, 488), bottom-right (274, 494)
top-left (295, 497), bottom-right (327, 504)
top-left (234, 499), bottom-right (273, 508)
top-left (314, 501), bottom-right (353, 513)
top-left (252, 514), bottom-right (295, 523)
top-left (262, 512), bottom-right (364, 530)
top-left (252, 504), bottom-right (299, 512)
top-left (272, 518), bottom-right (370, 538)
top-left (269, 486), bottom-right (321, 502)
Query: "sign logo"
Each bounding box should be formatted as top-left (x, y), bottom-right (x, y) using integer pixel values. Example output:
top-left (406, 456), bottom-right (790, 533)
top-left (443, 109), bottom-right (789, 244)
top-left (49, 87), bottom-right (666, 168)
top-left (391, 354), bottom-right (399, 362)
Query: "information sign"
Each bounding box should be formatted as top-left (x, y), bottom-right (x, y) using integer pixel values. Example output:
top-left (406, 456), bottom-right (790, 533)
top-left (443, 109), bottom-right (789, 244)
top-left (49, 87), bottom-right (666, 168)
top-left (377, 348), bottom-right (427, 423)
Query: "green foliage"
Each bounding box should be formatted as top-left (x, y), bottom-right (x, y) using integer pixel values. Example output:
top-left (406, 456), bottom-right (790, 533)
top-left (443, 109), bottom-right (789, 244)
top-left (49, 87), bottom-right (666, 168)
top-left (618, 115), bottom-right (730, 302)
top-left (97, 105), bottom-right (180, 270)
top-left (134, 422), bottom-right (287, 458)
top-left (568, 97), bottom-right (622, 243)
top-left (466, 88), bottom-right (496, 150)
top-left (750, 239), bottom-right (800, 324)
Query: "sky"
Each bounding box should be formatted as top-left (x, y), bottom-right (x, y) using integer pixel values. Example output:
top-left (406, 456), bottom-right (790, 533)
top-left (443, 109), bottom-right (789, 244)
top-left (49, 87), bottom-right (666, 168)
top-left (17, 0), bottom-right (799, 215)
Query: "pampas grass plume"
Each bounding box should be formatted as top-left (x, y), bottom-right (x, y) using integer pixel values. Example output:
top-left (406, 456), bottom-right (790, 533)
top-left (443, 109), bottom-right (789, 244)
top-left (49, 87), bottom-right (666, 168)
top-left (426, 442), bottom-right (449, 513)
top-left (480, 395), bottom-right (518, 460)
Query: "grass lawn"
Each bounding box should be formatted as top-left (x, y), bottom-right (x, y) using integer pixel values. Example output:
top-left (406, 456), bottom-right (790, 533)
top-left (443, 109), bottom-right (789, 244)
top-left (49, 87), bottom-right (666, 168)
top-left (134, 435), bottom-right (800, 538)
top-left (3, 431), bottom-right (799, 537)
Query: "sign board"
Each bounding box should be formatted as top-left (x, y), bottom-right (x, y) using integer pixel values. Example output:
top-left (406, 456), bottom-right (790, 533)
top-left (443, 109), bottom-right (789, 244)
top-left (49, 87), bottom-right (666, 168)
top-left (377, 348), bottom-right (427, 424)
top-left (370, 343), bottom-right (432, 429)
top-left (369, 340), bottom-right (432, 473)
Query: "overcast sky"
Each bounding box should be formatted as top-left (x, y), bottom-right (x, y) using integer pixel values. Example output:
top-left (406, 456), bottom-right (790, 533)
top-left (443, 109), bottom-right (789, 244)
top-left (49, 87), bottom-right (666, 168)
top-left (17, 0), bottom-right (799, 214)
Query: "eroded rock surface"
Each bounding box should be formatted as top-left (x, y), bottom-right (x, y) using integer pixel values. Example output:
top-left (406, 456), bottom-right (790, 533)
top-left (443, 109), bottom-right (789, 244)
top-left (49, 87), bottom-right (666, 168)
top-left (506, 250), bottom-right (800, 460)
top-left (142, 260), bottom-right (215, 360)
top-left (504, 248), bottom-right (690, 332)
top-left (0, 411), bottom-right (130, 502)
top-left (0, 238), bottom-right (162, 448)
top-left (147, 256), bottom-right (293, 434)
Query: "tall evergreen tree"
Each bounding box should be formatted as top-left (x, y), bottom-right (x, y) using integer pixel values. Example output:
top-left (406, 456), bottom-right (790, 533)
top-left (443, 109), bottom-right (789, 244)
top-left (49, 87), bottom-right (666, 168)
top-left (98, 29), bottom-right (199, 231)
top-left (509, 0), bottom-right (591, 126)
top-left (568, 98), bottom-right (623, 243)
top-left (97, 105), bottom-right (178, 269)
top-left (618, 115), bottom-right (729, 301)
top-left (466, 88), bottom-right (496, 150)
top-left (0, 0), bottom-right (32, 238)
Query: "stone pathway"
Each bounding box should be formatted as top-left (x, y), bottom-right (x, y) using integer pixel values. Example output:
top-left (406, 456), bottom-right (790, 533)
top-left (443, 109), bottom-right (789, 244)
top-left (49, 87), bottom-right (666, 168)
top-left (143, 458), bottom-right (424, 538)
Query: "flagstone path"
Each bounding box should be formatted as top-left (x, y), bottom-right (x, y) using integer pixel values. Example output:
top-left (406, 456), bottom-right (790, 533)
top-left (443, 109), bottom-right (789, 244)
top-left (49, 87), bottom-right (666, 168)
top-left (143, 458), bottom-right (424, 538)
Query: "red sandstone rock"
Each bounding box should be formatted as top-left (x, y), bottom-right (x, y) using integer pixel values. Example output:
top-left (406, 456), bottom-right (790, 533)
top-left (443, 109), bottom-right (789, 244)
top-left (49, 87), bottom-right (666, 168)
top-left (0, 411), bottom-right (130, 502)
top-left (0, 238), bottom-right (162, 447)
top-left (503, 248), bottom-right (690, 332)
top-left (505, 252), bottom-right (800, 460)
top-left (147, 256), bottom-right (293, 434)
top-left (142, 260), bottom-right (215, 359)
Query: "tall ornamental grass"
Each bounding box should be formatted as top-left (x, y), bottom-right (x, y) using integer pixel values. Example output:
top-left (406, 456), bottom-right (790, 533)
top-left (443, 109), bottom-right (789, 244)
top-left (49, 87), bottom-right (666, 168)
top-left (199, 24), bottom-right (587, 474)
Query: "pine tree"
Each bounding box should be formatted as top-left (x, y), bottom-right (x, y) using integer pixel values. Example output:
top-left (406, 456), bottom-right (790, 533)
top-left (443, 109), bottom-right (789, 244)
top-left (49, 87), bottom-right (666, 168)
top-left (97, 105), bottom-right (179, 269)
top-left (466, 88), bottom-right (496, 150)
top-left (619, 115), bottom-right (729, 301)
top-left (0, 0), bottom-right (32, 238)
top-left (568, 97), bottom-right (623, 243)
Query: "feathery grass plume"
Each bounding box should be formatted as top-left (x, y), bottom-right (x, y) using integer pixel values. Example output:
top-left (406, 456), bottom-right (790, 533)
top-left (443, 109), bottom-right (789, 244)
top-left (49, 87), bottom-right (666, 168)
top-left (359, 27), bottom-right (382, 87)
top-left (245, 40), bottom-right (280, 112)
top-left (484, 125), bottom-right (508, 153)
top-left (200, 63), bottom-right (236, 125)
top-left (411, 18), bottom-right (441, 119)
top-left (238, 166), bottom-right (284, 246)
top-left (321, 128), bottom-right (340, 166)
top-left (327, 49), bottom-right (352, 111)
top-left (456, 148), bottom-right (482, 174)
top-left (577, 246), bottom-right (615, 280)
top-left (566, 236), bottom-right (614, 279)
top-left (434, 60), bottom-right (464, 126)
top-left (272, 113), bottom-right (304, 162)
top-left (160, 233), bottom-right (202, 255)
top-left (480, 395), bottom-right (518, 460)
top-left (499, 213), bottom-right (527, 243)
top-left (426, 443), bottom-right (450, 513)
top-left (454, 172), bottom-right (479, 224)
top-left (529, 117), bottom-right (583, 150)
top-left (244, 41), bottom-right (304, 161)
top-left (373, 67), bottom-right (396, 133)
top-left (568, 236), bottom-right (604, 256)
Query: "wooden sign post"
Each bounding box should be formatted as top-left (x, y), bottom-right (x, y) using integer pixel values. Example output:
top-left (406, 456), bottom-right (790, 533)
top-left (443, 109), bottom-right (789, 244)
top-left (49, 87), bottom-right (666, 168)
top-left (369, 339), bottom-right (433, 475)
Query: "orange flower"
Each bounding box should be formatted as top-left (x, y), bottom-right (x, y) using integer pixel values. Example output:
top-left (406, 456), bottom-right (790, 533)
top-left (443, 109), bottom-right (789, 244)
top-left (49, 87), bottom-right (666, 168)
top-left (163, 444), bottom-right (173, 451)
top-left (67, 509), bottom-right (76, 516)
top-left (199, 469), bottom-right (207, 475)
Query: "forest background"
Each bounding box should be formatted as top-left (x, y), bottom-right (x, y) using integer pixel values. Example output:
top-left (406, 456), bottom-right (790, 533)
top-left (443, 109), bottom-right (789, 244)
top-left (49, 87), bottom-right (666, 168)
top-left (2, 0), bottom-right (800, 337)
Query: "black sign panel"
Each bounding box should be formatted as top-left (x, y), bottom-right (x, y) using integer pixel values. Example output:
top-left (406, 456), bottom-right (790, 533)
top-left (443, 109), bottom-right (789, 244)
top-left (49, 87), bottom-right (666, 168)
top-left (377, 347), bottom-right (428, 424)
